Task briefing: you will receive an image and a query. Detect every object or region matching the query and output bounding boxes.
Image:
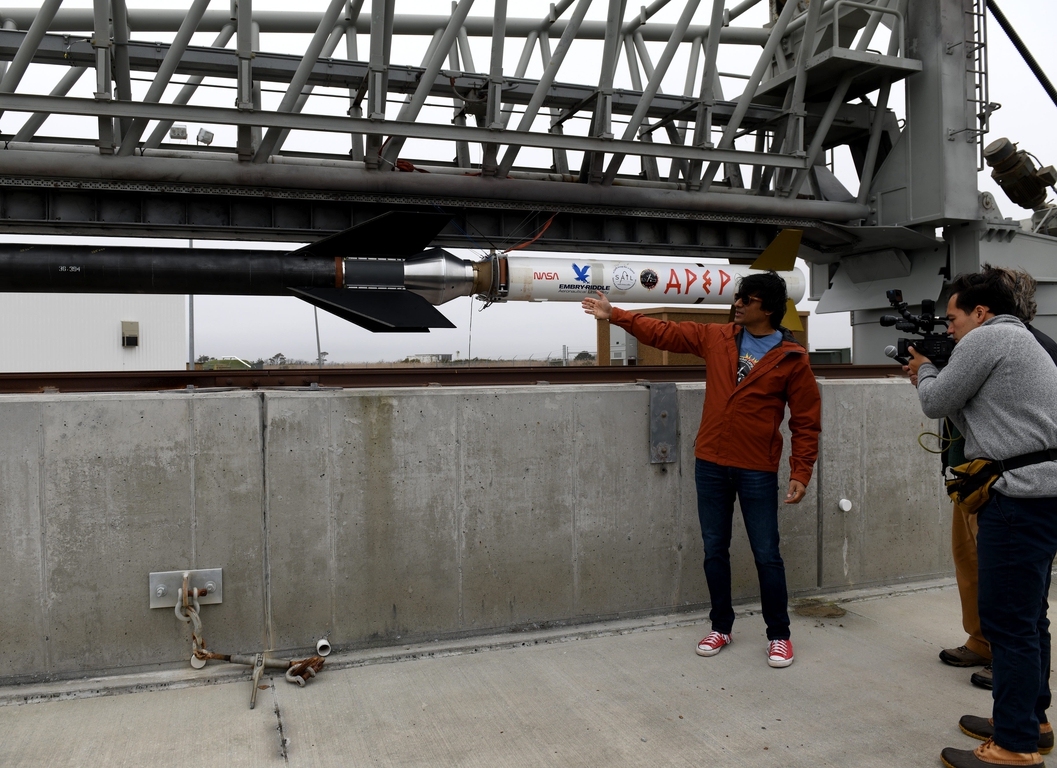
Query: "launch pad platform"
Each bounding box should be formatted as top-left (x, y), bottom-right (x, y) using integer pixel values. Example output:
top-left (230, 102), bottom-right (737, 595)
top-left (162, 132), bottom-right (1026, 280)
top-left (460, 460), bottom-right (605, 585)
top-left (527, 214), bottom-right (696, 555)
top-left (0, 578), bottom-right (1007, 767)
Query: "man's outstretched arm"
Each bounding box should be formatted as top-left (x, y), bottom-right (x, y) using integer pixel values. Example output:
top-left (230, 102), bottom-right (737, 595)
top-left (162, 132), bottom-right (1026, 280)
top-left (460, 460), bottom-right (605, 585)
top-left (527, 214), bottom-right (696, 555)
top-left (582, 291), bottom-right (711, 355)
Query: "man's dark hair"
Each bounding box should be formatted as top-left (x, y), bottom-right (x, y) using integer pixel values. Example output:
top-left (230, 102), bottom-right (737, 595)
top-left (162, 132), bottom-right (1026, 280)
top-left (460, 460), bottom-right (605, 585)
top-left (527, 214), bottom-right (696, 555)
top-left (988, 263), bottom-right (1037, 322)
top-left (950, 267), bottom-right (1017, 317)
top-left (736, 270), bottom-right (788, 329)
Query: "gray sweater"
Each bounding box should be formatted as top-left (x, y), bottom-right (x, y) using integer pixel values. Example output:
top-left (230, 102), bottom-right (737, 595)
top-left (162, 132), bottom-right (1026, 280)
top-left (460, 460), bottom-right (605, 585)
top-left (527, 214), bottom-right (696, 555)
top-left (917, 314), bottom-right (1057, 497)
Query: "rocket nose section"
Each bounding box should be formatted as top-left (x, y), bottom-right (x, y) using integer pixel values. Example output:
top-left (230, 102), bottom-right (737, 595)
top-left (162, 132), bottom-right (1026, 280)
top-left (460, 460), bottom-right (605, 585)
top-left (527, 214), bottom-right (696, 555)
top-left (403, 248), bottom-right (476, 305)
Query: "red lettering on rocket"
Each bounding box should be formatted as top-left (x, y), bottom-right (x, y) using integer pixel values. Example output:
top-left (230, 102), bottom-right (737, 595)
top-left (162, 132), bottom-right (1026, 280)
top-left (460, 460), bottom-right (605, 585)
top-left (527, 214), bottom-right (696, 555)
top-left (719, 270), bottom-right (731, 294)
top-left (664, 269), bottom-right (682, 294)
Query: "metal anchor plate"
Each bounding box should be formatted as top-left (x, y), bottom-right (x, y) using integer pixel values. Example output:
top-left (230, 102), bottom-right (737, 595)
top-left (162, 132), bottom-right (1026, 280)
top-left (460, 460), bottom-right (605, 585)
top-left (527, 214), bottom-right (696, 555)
top-left (149, 568), bottom-right (223, 609)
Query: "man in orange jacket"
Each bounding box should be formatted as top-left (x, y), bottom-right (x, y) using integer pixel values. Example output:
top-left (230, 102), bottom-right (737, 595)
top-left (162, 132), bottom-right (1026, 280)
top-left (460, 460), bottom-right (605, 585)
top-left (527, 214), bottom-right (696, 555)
top-left (583, 271), bottom-right (821, 668)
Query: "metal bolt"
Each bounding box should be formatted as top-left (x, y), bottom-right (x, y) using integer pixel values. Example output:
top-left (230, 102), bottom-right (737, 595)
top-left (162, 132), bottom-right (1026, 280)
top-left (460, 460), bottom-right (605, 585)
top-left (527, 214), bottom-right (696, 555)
top-left (156, 585), bottom-right (167, 598)
top-left (204, 581), bottom-right (216, 595)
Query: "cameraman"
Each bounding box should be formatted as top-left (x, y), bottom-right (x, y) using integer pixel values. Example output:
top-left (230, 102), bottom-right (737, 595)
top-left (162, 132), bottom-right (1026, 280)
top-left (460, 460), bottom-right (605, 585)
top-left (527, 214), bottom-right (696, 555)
top-left (908, 269), bottom-right (1057, 768)
top-left (940, 266), bottom-right (1057, 691)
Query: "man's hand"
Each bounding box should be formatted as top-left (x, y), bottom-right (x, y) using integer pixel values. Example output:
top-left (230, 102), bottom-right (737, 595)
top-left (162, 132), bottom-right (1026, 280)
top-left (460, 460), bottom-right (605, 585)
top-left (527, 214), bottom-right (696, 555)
top-left (785, 480), bottom-right (806, 504)
top-left (905, 345), bottom-right (932, 379)
top-left (581, 290), bottom-right (613, 321)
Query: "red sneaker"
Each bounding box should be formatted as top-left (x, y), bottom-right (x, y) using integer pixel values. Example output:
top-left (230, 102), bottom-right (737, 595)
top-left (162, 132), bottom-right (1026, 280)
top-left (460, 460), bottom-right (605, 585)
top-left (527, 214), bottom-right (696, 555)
top-left (696, 631), bottom-right (732, 657)
top-left (767, 639), bottom-right (794, 668)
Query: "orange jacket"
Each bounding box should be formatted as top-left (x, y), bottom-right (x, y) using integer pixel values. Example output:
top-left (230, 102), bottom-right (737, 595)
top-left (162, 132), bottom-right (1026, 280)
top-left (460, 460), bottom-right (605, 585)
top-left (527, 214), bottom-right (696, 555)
top-left (611, 308), bottom-right (821, 485)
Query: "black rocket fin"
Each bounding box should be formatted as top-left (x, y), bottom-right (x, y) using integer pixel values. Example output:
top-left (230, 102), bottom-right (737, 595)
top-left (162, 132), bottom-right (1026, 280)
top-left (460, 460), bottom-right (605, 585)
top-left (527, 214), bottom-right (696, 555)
top-left (289, 211), bottom-right (454, 260)
top-left (290, 287), bottom-right (456, 333)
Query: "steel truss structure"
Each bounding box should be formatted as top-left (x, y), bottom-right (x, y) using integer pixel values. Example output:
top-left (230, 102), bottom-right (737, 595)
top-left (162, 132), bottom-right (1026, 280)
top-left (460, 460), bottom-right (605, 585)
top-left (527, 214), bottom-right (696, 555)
top-left (0, 0), bottom-right (923, 256)
top-left (1, 0), bottom-right (1054, 364)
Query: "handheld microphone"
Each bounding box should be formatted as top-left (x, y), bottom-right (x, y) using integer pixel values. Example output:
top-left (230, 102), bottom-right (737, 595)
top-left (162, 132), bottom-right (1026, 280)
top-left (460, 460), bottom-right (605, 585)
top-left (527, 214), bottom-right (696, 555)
top-left (884, 345), bottom-right (909, 366)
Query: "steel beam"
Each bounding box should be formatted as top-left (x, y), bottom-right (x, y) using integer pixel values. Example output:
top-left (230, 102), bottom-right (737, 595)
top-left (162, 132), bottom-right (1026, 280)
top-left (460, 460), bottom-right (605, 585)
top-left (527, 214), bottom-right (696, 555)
top-left (786, 73), bottom-right (853, 198)
top-left (0, 8), bottom-right (772, 43)
top-left (91, 0), bottom-right (113, 153)
top-left (345, 0), bottom-right (365, 161)
top-left (253, 0), bottom-right (347, 163)
top-left (235, 0), bottom-right (255, 158)
top-left (0, 0), bottom-right (63, 99)
top-left (0, 30), bottom-right (787, 127)
top-left (451, 19), bottom-right (472, 170)
top-left (854, 76), bottom-right (891, 205)
top-left (498, 0), bottom-right (595, 177)
top-left (0, 147), bottom-right (868, 221)
top-left (538, 31), bottom-right (571, 177)
top-left (117, 0), bottom-right (212, 156)
top-left (602, 0), bottom-right (701, 185)
top-left (480, 0), bottom-right (506, 175)
top-left (774, 0), bottom-right (824, 193)
top-left (687, 0), bottom-right (727, 189)
top-left (0, 92), bottom-right (809, 170)
top-left (699, 0), bottom-right (799, 190)
top-left (11, 65), bottom-right (87, 142)
top-left (143, 24), bottom-right (237, 151)
top-left (364, 0), bottom-right (394, 168)
top-left (266, 22), bottom-right (351, 162)
top-left (629, 30), bottom-right (694, 182)
top-left (579, 0), bottom-right (625, 184)
top-left (378, 0), bottom-right (475, 167)
top-left (111, 0), bottom-right (132, 141)
top-left (0, 173), bottom-right (838, 257)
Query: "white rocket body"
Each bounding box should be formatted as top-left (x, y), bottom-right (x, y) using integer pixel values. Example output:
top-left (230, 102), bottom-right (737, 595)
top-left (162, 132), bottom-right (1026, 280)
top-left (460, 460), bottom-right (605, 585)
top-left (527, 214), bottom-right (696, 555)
top-left (502, 256), bottom-right (806, 305)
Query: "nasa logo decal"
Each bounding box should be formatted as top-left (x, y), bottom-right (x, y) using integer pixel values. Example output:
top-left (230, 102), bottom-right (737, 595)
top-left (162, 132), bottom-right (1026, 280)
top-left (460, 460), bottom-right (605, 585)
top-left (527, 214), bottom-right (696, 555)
top-left (640, 268), bottom-right (659, 290)
top-left (611, 265), bottom-right (636, 291)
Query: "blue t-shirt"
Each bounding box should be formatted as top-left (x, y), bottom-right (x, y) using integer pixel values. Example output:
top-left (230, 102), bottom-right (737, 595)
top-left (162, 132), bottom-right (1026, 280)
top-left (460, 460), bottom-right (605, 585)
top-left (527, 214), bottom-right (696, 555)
top-left (737, 329), bottom-right (783, 384)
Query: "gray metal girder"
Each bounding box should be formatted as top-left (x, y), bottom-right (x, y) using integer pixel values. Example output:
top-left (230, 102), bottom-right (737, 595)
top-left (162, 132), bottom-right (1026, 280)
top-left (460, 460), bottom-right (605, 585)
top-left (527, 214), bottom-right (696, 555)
top-left (0, 9), bottom-right (773, 43)
top-left (0, 30), bottom-right (783, 128)
top-left (0, 92), bottom-right (810, 171)
top-left (0, 174), bottom-right (847, 257)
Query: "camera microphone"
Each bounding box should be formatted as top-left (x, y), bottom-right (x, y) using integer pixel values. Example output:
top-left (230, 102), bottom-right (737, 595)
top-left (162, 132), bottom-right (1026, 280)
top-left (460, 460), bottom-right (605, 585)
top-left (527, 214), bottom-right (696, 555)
top-left (884, 345), bottom-right (909, 366)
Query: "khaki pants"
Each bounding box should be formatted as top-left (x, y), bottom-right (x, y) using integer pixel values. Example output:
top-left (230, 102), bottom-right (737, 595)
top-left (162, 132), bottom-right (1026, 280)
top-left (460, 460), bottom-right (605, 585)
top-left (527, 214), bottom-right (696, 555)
top-left (953, 502), bottom-right (992, 659)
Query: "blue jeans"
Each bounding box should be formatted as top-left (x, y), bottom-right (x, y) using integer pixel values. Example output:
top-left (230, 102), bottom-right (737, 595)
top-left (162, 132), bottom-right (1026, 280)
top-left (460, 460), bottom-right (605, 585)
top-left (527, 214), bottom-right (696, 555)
top-left (695, 458), bottom-right (790, 641)
top-left (977, 492), bottom-right (1057, 753)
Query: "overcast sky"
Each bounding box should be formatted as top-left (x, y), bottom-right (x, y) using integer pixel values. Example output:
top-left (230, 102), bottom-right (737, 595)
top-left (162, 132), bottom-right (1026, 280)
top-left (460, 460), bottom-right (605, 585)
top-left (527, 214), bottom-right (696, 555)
top-left (4, 0), bottom-right (1055, 364)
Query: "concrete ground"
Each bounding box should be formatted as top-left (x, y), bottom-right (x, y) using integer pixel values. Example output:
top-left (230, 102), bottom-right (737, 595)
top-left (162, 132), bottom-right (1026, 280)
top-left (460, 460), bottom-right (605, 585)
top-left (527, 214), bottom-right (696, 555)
top-left (0, 578), bottom-right (1025, 767)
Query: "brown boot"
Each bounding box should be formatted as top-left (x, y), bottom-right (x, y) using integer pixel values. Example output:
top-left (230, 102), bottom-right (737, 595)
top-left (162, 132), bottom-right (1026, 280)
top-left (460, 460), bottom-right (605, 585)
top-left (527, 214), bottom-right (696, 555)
top-left (941, 737), bottom-right (1044, 768)
top-left (941, 645), bottom-right (991, 667)
top-left (959, 715), bottom-right (1054, 754)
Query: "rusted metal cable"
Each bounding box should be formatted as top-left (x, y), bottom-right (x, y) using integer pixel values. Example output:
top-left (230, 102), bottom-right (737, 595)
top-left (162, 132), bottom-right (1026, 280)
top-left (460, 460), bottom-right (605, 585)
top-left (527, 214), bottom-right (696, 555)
top-left (174, 581), bottom-right (326, 707)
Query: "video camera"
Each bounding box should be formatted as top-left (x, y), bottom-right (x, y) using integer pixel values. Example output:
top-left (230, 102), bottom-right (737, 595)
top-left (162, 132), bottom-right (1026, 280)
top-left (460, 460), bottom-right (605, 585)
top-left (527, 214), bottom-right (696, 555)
top-left (879, 289), bottom-right (955, 368)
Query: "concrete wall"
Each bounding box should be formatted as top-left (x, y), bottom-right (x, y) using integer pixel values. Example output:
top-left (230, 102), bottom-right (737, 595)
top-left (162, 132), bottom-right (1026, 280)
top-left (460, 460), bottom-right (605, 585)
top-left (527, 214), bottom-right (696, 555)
top-left (0, 379), bottom-right (950, 684)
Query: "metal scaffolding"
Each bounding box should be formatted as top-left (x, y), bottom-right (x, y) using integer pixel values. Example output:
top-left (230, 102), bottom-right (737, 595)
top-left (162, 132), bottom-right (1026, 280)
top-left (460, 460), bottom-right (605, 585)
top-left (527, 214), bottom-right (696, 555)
top-left (0, 0), bottom-right (921, 254)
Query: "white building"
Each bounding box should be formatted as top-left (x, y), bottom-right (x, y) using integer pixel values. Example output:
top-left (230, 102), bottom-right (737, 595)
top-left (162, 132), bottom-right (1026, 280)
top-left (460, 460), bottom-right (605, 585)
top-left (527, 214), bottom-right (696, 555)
top-left (0, 293), bottom-right (187, 372)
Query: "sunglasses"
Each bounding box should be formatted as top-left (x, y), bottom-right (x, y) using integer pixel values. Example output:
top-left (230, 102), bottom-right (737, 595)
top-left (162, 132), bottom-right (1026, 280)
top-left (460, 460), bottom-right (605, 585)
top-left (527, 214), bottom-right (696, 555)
top-left (733, 293), bottom-right (762, 306)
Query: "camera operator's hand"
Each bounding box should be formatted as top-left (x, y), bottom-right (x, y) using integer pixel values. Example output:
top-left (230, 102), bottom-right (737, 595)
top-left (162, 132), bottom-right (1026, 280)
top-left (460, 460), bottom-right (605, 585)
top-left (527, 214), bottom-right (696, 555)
top-left (906, 345), bottom-right (932, 378)
top-left (785, 480), bottom-right (806, 504)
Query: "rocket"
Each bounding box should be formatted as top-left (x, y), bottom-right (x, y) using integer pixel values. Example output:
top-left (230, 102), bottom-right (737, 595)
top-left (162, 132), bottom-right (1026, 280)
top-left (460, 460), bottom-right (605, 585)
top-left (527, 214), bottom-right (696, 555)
top-left (0, 211), bottom-right (806, 332)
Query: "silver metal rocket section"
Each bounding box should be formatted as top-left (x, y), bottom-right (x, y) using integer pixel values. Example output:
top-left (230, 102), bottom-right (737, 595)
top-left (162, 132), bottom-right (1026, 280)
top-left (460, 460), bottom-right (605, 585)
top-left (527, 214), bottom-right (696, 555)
top-left (403, 248), bottom-right (476, 305)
